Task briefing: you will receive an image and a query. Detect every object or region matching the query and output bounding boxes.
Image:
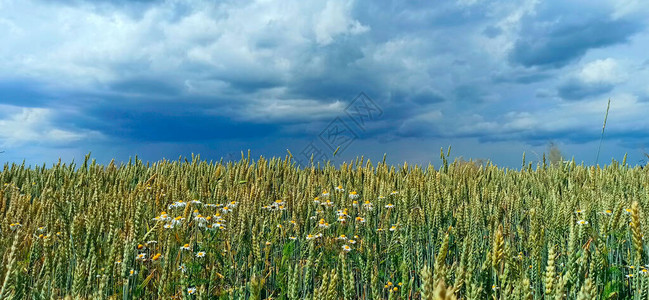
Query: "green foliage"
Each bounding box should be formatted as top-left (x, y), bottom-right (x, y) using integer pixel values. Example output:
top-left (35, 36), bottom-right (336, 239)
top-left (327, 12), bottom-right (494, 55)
top-left (0, 153), bottom-right (647, 299)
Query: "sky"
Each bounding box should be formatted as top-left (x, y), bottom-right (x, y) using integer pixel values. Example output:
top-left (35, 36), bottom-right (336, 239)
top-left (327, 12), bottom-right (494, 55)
top-left (1, 0), bottom-right (649, 168)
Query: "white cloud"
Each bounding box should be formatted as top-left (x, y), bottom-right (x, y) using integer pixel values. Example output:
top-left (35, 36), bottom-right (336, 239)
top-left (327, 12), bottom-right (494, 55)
top-left (611, 0), bottom-right (649, 19)
top-left (398, 93), bottom-right (649, 142)
top-left (210, 98), bottom-right (346, 123)
top-left (577, 58), bottom-right (624, 84)
top-left (476, 0), bottom-right (538, 58)
top-left (0, 106), bottom-right (101, 147)
top-left (314, 0), bottom-right (369, 45)
top-left (0, 0), bottom-right (369, 88)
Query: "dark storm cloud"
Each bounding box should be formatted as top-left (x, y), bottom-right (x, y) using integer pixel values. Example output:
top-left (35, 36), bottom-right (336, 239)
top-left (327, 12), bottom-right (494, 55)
top-left (491, 70), bottom-right (552, 84)
top-left (482, 25), bottom-right (502, 38)
top-left (108, 78), bottom-right (184, 97)
top-left (557, 79), bottom-right (614, 100)
top-left (454, 84), bottom-right (486, 102)
top-left (509, 2), bottom-right (644, 68)
top-left (78, 106), bottom-right (278, 142)
top-left (478, 129), bottom-right (601, 144)
top-left (0, 80), bottom-right (57, 107)
top-left (405, 88), bottom-right (446, 105)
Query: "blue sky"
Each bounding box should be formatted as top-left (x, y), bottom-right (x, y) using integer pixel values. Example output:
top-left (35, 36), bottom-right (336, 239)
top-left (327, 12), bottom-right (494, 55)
top-left (1, 0), bottom-right (649, 168)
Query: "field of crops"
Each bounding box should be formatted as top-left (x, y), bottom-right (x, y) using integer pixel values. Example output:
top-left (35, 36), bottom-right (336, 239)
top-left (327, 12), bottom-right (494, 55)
top-left (0, 152), bottom-right (648, 299)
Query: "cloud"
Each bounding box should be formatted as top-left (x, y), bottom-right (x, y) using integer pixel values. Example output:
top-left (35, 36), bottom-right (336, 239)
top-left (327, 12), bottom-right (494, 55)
top-left (314, 0), bottom-right (369, 45)
top-left (557, 58), bottom-right (623, 100)
top-left (509, 1), bottom-right (644, 68)
top-left (403, 87), bottom-right (446, 105)
top-left (396, 93), bottom-right (649, 146)
top-left (482, 25), bottom-right (503, 38)
top-left (491, 68), bottom-right (552, 84)
top-left (0, 79), bottom-right (53, 107)
top-left (108, 78), bottom-right (184, 97)
top-left (0, 105), bottom-right (101, 147)
top-left (577, 58), bottom-right (624, 83)
top-left (453, 84), bottom-right (499, 103)
top-left (78, 106), bottom-right (277, 142)
top-left (396, 110), bottom-right (444, 137)
top-left (557, 80), bottom-right (614, 100)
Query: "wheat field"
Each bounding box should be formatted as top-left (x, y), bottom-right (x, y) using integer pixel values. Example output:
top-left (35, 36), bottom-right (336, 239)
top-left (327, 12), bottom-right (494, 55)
top-left (0, 151), bottom-right (647, 299)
